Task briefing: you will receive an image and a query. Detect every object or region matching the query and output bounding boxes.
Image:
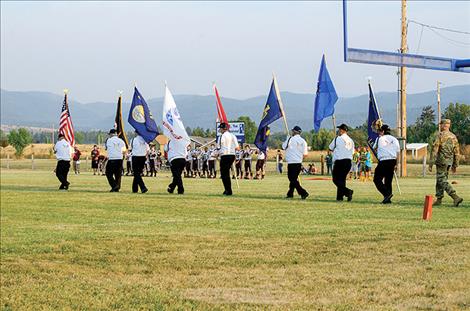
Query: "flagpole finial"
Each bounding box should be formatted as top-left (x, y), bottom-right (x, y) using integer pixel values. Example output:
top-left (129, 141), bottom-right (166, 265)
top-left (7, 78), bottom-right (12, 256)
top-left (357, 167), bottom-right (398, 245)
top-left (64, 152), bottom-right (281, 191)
top-left (164, 80), bottom-right (167, 87)
top-left (118, 90), bottom-right (123, 95)
top-left (134, 82), bottom-right (137, 88)
top-left (366, 76), bottom-right (372, 83)
top-left (63, 89), bottom-right (69, 94)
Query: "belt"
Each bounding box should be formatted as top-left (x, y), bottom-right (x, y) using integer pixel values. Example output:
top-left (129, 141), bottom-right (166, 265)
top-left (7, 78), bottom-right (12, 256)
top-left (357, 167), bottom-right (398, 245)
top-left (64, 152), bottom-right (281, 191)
top-left (379, 158), bottom-right (396, 161)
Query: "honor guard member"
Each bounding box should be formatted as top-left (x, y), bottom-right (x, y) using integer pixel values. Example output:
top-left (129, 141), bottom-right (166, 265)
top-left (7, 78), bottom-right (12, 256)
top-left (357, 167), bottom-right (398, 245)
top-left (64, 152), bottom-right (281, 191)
top-left (429, 119), bottom-right (463, 206)
top-left (234, 148), bottom-right (243, 179)
top-left (255, 149), bottom-right (267, 180)
top-left (166, 139), bottom-right (189, 194)
top-left (218, 122), bottom-right (240, 195)
top-left (373, 124), bottom-right (400, 204)
top-left (105, 129), bottom-right (126, 192)
top-left (282, 126), bottom-right (309, 199)
top-left (243, 145), bottom-right (253, 179)
top-left (130, 131), bottom-right (150, 193)
top-left (329, 124), bottom-right (354, 201)
top-left (54, 133), bottom-right (73, 190)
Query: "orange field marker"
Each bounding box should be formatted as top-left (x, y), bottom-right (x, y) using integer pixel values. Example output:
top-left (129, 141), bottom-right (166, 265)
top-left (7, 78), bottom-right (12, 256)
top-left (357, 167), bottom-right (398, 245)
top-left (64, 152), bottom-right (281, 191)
top-left (423, 195), bottom-right (433, 221)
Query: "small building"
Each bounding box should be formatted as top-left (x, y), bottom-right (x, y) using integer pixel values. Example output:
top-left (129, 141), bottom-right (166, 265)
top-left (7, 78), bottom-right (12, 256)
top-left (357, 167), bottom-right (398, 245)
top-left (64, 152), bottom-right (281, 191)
top-left (406, 143), bottom-right (428, 159)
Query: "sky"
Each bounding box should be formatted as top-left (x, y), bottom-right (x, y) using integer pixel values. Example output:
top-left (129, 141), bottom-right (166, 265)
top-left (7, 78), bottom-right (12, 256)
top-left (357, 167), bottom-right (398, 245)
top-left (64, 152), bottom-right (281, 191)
top-left (1, 1), bottom-right (469, 103)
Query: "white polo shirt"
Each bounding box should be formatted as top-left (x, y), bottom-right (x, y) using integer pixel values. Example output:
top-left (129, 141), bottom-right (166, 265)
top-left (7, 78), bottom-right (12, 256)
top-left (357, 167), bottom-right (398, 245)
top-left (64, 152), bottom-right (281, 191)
top-left (374, 134), bottom-right (400, 161)
top-left (105, 136), bottom-right (126, 160)
top-left (167, 138), bottom-right (189, 162)
top-left (257, 151), bottom-right (266, 161)
top-left (131, 135), bottom-right (149, 157)
top-left (282, 135), bottom-right (308, 164)
top-left (219, 131), bottom-right (239, 156)
top-left (329, 133), bottom-right (354, 161)
top-left (54, 139), bottom-right (72, 161)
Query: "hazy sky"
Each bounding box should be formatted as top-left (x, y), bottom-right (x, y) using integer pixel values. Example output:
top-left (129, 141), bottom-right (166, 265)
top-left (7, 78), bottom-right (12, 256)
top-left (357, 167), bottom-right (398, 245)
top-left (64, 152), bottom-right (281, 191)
top-left (1, 1), bottom-right (469, 103)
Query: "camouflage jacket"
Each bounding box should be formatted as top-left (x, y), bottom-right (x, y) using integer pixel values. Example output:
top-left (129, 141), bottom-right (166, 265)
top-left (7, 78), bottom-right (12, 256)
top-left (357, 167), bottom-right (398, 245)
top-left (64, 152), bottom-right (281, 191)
top-left (430, 130), bottom-right (460, 167)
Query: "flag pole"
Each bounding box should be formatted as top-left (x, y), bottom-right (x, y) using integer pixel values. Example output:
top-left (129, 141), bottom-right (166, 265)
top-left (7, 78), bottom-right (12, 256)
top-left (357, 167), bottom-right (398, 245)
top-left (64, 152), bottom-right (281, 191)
top-left (369, 79), bottom-right (401, 195)
top-left (272, 73), bottom-right (290, 135)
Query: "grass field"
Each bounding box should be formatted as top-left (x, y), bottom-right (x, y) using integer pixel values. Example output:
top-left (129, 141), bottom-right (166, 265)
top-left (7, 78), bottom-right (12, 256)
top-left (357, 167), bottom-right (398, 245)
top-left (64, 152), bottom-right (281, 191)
top-left (1, 163), bottom-right (469, 310)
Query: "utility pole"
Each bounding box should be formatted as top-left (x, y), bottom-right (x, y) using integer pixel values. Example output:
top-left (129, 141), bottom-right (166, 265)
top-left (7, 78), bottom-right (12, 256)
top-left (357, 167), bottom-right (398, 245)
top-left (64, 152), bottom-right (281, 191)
top-left (437, 81), bottom-right (442, 130)
top-left (399, 0), bottom-right (408, 177)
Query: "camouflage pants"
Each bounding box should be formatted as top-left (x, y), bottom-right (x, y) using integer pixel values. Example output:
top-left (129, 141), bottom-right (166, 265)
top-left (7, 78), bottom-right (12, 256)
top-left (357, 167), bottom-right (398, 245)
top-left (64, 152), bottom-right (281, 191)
top-left (435, 165), bottom-right (455, 199)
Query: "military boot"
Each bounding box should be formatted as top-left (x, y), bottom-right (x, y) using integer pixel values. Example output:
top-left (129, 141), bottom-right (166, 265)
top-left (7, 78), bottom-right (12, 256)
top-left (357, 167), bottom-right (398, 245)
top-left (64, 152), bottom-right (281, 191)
top-left (434, 198), bottom-right (442, 206)
top-left (450, 193), bottom-right (463, 207)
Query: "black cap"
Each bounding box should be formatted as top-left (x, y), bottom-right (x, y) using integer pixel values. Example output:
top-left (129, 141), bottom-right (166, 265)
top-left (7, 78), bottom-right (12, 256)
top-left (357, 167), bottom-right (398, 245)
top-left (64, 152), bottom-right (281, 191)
top-left (292, 125), bottom-right (302, 133)
top-left (58, 133), bottom-right (65, 138)
top-left (218, 122), bottom-right (228, 129)
top-left (380, 124), bottom-right (391, 132)
top-left (337, 123), bottom-right (349, 131)
top-left (108, 129), bottom-right (117, 135)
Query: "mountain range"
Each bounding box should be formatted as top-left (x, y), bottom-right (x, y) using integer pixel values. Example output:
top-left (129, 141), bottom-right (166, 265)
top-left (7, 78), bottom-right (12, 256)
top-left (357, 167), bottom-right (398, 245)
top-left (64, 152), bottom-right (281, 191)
top-left (1, 85), bottom-right (468, 132)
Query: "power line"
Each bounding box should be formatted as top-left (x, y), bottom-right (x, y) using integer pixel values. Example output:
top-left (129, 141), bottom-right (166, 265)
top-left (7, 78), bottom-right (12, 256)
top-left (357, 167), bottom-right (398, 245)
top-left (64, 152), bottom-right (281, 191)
top-left (408, 19), bottom-right (470, 35)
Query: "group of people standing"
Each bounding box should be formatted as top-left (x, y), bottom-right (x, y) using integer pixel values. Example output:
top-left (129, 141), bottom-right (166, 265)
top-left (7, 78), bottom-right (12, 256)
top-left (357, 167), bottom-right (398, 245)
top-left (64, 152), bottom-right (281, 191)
top-left (53, 119), bottom-right (463, 207)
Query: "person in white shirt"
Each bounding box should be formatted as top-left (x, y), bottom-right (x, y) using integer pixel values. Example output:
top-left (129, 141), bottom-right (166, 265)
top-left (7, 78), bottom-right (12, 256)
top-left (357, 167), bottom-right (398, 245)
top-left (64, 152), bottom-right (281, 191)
top-left (234, 149), bottom-right (244, 179)
top-left (373, 124), bottom-right (400, 204)
top-left (166, 138), bottom-right (189, 194)
top-left (129, 131), bottom-right (149, 193)
top-left (329, 123), bottom-right (355, 201)
top-left (105, 129), bottom-right (126, 192)
top-left (243, 145), bottom-right (253, 179)
top-left (53, 133), bottom-right (73, 190)
top-left (282, 126), bottom-right (309, 199)
top-left (184, 146), bottom-right (193, 178)
top-left (218, 123), bottom-right (240, 195)
top-left (255, 149), bottom-right (267, 180)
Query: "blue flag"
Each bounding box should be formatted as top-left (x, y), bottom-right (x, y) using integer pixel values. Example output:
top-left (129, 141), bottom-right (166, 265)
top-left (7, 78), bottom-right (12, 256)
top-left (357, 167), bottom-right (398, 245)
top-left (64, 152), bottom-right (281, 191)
top-left (128, 87), bottom-right (159, 143)
top-left (367, 82), bottom-right (382, 156)
top-left (313, 55), bottom-right (338, 132)
top-left (254, 79), bottom-right (283, 152)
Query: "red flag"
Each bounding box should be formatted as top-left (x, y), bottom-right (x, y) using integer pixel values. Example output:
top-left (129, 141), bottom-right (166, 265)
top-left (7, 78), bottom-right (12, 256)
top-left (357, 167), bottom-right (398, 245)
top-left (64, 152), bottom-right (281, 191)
top-left (59, 92), bottom-right (75, 146)
top-left (213, 84), bottom-right (229, 126)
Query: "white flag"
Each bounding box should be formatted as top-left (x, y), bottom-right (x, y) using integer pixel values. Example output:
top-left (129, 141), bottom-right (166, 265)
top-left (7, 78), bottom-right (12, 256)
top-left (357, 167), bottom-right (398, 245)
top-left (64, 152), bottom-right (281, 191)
top-left (162, 84), bottom-right (190, 143)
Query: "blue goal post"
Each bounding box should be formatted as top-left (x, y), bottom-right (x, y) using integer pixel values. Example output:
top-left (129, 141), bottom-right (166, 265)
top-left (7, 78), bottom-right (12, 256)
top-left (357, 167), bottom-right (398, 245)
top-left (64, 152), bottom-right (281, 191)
top-left (342, 0), bottom-right (470, 73)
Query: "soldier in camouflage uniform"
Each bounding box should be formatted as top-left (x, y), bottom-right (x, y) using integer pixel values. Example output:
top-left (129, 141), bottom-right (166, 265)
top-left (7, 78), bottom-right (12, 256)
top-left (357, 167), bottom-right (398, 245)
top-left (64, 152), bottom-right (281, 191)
top-left (428, 119), bottom-right (463, 206)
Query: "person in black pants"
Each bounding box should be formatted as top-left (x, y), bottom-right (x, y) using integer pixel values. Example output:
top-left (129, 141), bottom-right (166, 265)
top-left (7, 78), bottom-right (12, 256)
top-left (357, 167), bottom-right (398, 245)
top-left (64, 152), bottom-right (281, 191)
top-left (168, 158), bottom-right (186, 194)
top-left (53, 133), bottom-right (72, 190)
top-left (218, 123), bottom-right (239, 195)
top-left (329, 124), bottom-right (355, 201)
top-left (282, 126), bottom-right (309, 199)
top-left (373, 124), bottom-right (400, 204)
top-left (105, 129), bottom-right (126, 192)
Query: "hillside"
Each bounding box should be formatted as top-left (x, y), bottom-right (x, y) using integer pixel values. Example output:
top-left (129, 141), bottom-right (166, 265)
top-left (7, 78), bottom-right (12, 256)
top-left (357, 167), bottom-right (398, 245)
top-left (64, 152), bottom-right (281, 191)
top-left (1, 85), bottom-right (468, 132)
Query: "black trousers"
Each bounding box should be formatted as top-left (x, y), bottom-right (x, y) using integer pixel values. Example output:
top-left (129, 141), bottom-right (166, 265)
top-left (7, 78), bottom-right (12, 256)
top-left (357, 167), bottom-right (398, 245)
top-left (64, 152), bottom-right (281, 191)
top-left (185, 161), bottom-right (192, 176)
top-left (126, 160), bottom-right (132, 174)
top-left (287, 163), bottom-right (308, 197)
top-left (149, 159), bottom-right (156, 176)
top-left (374, 159), bottom-right (396, 198)
top-left (244, 160), bottom-right (252, 175)
top-left (132, 156), bottom-right (147, 193)
top-left (208, 160), bottom-right (216, 177)
top-left (235, 160), bottom-right (243, 177)
top-left (106, 159), bottom-right (123, 191)
top-left (169, 158), bottom-right (186, 194)
top-left (56, 160), bottom-right (70, 189)
top-left (332, 159), bottom-right (352, 200)
top-left (220, 155), bottom-right (235, 194)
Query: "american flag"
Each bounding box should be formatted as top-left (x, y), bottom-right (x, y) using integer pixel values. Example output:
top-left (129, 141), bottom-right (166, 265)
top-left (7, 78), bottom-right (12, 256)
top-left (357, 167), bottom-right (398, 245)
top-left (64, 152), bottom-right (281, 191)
top-left (59, 93), bottom-right (75, 146)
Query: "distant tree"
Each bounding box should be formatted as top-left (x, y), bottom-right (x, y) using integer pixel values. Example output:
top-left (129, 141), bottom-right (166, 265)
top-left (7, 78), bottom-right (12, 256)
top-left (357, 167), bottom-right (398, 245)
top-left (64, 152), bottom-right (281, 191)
top-left (8, 128), bottom-right (32, 156)
top-left (0, 130), bottom-right (9, 147)
top-left (348, 122), bottom-right (368, 147)
top-left (443, 102), bottom-right (470, 144)
top-left (236, 116), bottom-right (257, 143)
top-left (408, 105), bottom-right (438, 144)
top-left (267, 132), bottom-right (286, 150)
top-left (74, 132), bottom-right (85, 144)
top-left (310, 129), bottom-right (336, 150)
top-left (191, 127), bottom-right (206, 137)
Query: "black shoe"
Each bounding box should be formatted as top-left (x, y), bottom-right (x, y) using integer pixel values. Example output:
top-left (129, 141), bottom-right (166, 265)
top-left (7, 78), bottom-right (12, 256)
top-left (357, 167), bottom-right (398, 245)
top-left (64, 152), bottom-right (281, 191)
top-left (382, 194), bottom-right (393, 204)
top-left (167, 187), bottom-right (174, 194)
top-left (142, 188), bottom-right (148, 194)
top-left (223, 191), bottom-right (233, 196)
top-left (286, 195), bottom-right (294, 199)
top-left (177, 191), bottom-right (184, 195)
top-left (301, 193), bottom-right (309, 200)
top-left (347, 190), bottom-right (354, 202)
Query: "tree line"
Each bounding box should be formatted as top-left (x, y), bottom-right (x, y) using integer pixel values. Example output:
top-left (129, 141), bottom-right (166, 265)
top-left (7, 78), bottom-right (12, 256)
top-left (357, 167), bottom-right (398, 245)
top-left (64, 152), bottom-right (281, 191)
top-left (1, 102), bottom-right (468, 157)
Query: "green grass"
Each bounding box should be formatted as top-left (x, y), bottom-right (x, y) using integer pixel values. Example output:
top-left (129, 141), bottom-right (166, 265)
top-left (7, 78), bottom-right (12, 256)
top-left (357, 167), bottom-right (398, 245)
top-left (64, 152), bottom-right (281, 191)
top-left (1, 164), bottom-right (470, 310)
